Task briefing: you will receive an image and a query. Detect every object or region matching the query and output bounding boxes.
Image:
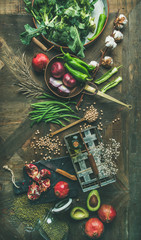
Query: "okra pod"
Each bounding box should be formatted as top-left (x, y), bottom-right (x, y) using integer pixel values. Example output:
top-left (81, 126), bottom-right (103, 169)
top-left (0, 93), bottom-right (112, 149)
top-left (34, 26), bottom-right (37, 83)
top-left (101, 76), bottom-right (122, 93)
top-left (94, 66), bottom-right (122, 85)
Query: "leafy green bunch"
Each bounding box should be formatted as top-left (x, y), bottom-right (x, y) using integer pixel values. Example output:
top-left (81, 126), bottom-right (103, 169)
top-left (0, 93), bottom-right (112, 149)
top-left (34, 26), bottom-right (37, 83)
top-left (21, 0), bottom-right (98, 58)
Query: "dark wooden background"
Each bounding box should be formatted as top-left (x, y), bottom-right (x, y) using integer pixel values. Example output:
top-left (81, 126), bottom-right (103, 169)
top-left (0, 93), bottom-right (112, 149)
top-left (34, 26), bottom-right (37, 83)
top-left (0, 0), bottom-right (141, 240)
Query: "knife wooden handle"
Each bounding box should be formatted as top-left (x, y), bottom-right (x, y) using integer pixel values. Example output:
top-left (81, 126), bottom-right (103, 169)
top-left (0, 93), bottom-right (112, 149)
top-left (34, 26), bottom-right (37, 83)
top-left (56, 168), bottom-right (77, 181)
top-left (88, 153), bottom-right (99, 177)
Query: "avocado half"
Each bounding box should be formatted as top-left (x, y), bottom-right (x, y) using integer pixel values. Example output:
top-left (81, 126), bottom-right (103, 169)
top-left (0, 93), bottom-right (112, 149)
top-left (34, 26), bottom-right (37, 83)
top-left (70, 207), bottom-right (89, 220)
top-left (87, 190), bottom-right (101, 212)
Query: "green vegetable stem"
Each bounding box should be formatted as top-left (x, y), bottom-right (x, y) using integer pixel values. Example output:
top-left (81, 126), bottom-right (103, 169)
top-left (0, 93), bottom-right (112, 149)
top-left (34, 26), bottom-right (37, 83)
top-left (100, 76), bottom-right (122, 93)
top-left (64, 63), bottom-right (92, 82)
top-left (94, 66), bottom-right (122, 85)
top-left (88, 13), bottom-right (107, 41)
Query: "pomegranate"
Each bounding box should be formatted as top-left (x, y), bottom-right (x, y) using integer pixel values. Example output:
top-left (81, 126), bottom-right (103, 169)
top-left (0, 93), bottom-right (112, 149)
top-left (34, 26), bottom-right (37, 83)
top-left (85, 218), bottom-right (104, 239)
top-left (25, 164), bottom-right (38, 179)
top-left (32, 172), bottom-right (41, 182)
top-left (54, 181), bottom-right (69, 199)
top-left (51, 61), bottom-right (65, 78)
top-left (27, 182), bottom-right (41, 201)
top-left (39, 179), bottom-right (51, 192)
top-left (40, 169), bottom-right (51, 179)
top-left (32, 53), bottom-right (49, 72)
top-left (98, 204), bottom-right (117, 223)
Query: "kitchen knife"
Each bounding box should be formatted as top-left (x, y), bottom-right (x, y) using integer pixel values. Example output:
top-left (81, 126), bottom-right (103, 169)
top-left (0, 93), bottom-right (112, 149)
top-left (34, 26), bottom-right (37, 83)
top-left (39, 160), bottom-right (77, 181)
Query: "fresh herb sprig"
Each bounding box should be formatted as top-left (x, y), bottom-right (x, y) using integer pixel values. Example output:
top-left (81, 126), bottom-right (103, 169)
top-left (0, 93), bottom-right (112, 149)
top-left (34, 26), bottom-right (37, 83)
top-left (21, 0), bottom-right (98, 58)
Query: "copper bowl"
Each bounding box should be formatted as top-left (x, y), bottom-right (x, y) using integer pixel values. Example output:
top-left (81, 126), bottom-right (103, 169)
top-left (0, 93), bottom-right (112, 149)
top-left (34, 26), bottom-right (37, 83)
top-left (44, 54), bottom-right (85, 99)
top-left (32, 0), bottom-right (109, 51)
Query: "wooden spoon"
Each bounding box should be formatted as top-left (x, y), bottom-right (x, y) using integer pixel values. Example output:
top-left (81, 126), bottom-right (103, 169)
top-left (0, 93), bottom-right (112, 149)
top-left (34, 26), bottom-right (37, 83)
top-left (49, 106), bottom-right (99, 137)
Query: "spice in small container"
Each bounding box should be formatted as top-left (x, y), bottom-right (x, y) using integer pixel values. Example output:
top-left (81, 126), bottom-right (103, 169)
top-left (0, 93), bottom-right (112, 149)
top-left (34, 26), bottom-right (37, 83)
top-left (101, 56), bottom-right (113, 68)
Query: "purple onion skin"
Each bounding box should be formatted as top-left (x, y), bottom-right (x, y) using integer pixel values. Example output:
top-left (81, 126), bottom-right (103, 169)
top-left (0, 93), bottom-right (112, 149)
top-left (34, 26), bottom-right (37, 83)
top-left (51, 62), bottom-right (65, 78)
top-left (49, 77), bottom-right (62, 90)
top-left (57, 85), bottom-right (70, 96)
top-left (63, 73), bottom-right (76, 88)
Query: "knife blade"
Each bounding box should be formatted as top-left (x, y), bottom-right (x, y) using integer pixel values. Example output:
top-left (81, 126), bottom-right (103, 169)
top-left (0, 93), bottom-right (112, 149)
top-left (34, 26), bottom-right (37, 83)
top-left (39, 160), bottom-right (77, 181)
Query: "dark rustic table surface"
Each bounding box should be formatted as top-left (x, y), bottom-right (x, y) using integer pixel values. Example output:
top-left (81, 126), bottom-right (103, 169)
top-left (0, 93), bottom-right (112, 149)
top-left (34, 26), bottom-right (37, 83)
top-left (0, 1), bottom-right (141, 240)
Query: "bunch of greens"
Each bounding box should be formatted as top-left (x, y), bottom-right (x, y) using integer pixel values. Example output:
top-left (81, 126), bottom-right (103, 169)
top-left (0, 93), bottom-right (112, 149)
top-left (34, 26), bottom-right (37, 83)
top-left (21, 0), bottom-right (98, 58)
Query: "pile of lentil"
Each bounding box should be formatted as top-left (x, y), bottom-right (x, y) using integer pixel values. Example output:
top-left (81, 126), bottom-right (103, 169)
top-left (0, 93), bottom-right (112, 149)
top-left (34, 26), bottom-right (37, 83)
top-left (11, 195), bottom-right (69, 240)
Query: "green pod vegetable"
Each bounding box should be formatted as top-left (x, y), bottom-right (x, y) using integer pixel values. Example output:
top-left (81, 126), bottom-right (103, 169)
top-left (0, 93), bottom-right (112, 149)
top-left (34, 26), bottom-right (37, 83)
top-left (94, 66), bottom-right (122, 85)
top-left (60, 47), bottom-right (95, 72)
top-left (101, 76), bottom-right (122, 93)
top-left (66, 59), bottom-right (91, 77)
top-left (88, 13), bottom-right (107, 41)
top-left (64, 63), bottom-right (92, 82)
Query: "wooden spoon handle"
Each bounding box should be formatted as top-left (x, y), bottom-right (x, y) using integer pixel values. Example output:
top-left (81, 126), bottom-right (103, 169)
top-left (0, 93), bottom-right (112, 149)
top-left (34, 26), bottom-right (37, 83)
top-left (49, 118), bottom-right (84, 137)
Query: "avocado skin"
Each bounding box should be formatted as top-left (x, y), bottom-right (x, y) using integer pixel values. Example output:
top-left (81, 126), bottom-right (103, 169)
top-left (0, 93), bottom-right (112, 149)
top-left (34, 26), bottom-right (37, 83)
top-left (70, 207), bottom-right (89, 220)
top-left (87, 190), bottom-right (101, 212)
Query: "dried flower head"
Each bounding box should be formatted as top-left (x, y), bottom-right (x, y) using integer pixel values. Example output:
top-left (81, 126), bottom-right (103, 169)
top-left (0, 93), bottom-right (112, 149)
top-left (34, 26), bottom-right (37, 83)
top-left (89, 60), bottom-right (99, 68)
top-left (114, 14), bottom-right (128, 30)
top-left (101, 56), bottom-right (113, 68)
top-left (105, 36), bottom-right (117, 49)
top-left (113, 30), bottom-right (123, 42)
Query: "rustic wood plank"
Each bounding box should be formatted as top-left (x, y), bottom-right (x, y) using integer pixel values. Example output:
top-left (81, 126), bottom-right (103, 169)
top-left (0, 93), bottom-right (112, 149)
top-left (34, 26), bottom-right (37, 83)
top-left (0, 1), bottom-right (141, 239)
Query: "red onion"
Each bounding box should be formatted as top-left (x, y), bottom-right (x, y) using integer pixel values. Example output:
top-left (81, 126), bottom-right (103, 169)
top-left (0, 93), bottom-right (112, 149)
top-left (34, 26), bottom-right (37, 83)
top-left (51, 61), bottom-right (65, 78)
top-left (57, 85), bottom-right (70, 96)
top-left (49, 77), bottom-right (62, 89)
top-left (63, 73), bottom-right (76, 88)
top-left (32, 53), bottom-right (49, 72)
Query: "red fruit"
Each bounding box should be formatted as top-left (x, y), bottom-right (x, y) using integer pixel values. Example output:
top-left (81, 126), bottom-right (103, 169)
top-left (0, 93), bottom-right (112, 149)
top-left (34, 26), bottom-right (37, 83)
top-left (39, 179), bottom-right (51, 192)
top-left (98, 204), bottom-right (117, 223)
top-left (25, 164), bottom-right (38, 179)
top-left (54, 181), bottom-right (69, 199)
top-left (40, 169), bottom-right (51, 179)
top-left (32, 172), bottom-right (41, 182)
top-left (32, 53), bottom-right (49, 72)
top-left (27, 182), bottom-right (41, 201)
top-left (85, 218), bottom-right (104, 239)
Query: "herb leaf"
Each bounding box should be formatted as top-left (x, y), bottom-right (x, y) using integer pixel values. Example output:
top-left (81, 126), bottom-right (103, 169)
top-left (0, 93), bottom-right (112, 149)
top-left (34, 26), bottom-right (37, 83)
top-left (68, 26), bottom-right (85, 58)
